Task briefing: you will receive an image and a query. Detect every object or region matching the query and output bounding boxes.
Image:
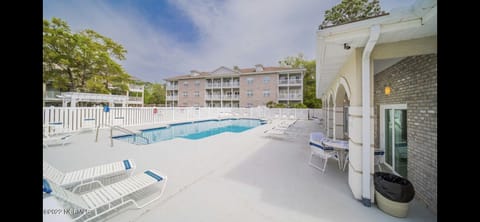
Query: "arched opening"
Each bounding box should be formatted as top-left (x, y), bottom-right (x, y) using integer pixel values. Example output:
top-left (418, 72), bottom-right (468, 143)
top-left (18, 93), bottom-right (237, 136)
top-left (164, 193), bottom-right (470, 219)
top-left (328, 94), bottom-right (334, 138)
top-left (335, 84), bottom-right (350, 140)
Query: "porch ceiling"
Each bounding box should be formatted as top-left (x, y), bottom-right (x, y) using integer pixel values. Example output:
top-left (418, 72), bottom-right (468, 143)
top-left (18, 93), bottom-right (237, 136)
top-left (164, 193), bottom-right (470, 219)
top-left (316, 0), bottom-right (437, 98)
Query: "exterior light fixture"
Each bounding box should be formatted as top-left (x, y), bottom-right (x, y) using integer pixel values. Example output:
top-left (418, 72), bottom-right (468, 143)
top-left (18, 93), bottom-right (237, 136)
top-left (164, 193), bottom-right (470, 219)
top-left (384, 85), bottom-right (391, 96)
top-left (344, 43), bottom-right (351, 50)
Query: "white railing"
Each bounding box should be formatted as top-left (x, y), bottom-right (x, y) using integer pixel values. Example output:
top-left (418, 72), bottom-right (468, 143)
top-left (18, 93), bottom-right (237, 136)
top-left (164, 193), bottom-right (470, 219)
top-left (166, 96), bottom-right (178, 100)
top-left (43, 107), bottom-right (323, 132)
top-left (289, 79), bottom-right (302, 85)
top-left (166, 85), bottom-right (178, 90)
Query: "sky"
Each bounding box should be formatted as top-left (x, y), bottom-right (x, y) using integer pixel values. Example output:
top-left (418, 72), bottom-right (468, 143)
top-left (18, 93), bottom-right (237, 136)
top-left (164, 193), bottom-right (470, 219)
top-left (43, 0), bottom-right (416, 83)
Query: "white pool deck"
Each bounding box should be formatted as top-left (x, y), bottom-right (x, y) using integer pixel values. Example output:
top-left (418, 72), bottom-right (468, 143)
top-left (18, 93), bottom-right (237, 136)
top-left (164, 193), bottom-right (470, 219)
top-left (43, 119), bottom-right (436, 222)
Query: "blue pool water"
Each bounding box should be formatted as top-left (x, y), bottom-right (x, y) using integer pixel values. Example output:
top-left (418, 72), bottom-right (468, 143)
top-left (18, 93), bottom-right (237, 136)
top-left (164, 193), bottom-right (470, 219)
top-left (114, 118), bottom-right (265, 144)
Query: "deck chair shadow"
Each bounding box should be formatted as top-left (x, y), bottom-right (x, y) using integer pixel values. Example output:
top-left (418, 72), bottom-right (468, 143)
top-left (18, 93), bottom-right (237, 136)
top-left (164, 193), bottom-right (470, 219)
top-left (43, 160), bottom-right (136, 193)
top-left (43, 169), bottom-right (167, 222)
top-left (308, 132), bottom-right (339, 173)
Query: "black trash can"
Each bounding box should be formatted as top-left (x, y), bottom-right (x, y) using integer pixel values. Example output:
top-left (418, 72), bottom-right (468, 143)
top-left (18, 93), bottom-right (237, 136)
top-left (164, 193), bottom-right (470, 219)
top-left (374, 172), bottom-right (415, 217)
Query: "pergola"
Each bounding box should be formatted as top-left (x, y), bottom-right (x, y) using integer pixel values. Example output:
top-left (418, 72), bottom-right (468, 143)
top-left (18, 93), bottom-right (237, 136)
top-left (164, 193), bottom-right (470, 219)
top-left (58, 92), bottom-right (129, 107)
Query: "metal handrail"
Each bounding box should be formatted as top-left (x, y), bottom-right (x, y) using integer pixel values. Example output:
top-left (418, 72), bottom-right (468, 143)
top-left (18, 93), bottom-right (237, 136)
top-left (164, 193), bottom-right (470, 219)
top-left (95, 124), bottom-right (149, 146)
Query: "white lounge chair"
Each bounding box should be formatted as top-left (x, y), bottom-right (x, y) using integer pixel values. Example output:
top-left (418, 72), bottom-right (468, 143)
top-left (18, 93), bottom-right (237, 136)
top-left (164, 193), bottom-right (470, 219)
top-left (308, 132), bottom-right (339, 173)
top-left (43, 159), bottom-right (136, 193)
top-left (43, 133), bottom-right (74, 148)
top-left (43, 169), bottom-right (167, 222)
top-left (81, 118), bottom-right (96, 132)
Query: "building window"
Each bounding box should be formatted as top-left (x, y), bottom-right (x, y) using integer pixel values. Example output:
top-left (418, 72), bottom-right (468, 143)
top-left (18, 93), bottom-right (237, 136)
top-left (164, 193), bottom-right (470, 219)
top-left (263, 76), bottom-right (270, 84)
top-left (195, 80), bottom-right (200, 87)
top-left (247, 77), bottom-right (254, 85)
top-left (183, 92), bottom-right (188, 97)
top-left (247, 90), bottom-right (253, 97)
top-left (183, 81), bottom-right (189, 87)
top-left (194, 91), bottom-right (199, 97)
top-left (263, 90), bottom-right (270, 97)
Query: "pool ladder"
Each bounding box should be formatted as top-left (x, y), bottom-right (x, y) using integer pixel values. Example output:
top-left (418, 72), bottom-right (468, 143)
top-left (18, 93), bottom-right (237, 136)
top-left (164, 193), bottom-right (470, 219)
top-left (96, 124), bottom-right (150, 147)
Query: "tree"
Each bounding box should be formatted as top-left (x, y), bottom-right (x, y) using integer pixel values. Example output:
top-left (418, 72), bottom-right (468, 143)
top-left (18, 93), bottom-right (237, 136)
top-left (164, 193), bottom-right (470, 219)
top-left (320, 0), bottom-right (386, 29)
top-left (291, 103), bottom-right (308, 109)
top-left (43, 17), bottom-right (132, 93)
top-left (279, 53), bottom-right (322, 108)
top-left (144, 82), bottom-right (166, 105)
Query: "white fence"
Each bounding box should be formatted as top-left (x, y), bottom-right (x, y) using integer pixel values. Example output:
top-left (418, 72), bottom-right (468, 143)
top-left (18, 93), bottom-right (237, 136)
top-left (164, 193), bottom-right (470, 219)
top-left (43, 107), bottom-right (323, 132)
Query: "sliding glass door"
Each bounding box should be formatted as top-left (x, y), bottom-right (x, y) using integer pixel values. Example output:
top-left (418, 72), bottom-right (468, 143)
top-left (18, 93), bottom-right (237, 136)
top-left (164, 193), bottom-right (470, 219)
top-left (380, 104), bottom-right (408, 177)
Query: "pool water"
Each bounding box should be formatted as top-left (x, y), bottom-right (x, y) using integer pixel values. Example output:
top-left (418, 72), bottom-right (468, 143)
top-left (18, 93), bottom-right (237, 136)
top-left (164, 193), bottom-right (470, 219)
top-left (114, 118), bottom-right (265, 144)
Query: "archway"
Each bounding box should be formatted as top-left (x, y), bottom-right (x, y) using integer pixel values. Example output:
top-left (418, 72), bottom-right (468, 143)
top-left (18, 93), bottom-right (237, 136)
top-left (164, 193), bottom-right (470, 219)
top-left (335, 83), bottom-right (350, 140)
top-left (328, 93), bottom-right (334, 138)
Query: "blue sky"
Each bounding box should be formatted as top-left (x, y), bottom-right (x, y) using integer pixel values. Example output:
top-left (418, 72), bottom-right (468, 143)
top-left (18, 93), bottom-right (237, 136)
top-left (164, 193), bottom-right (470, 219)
top-left (43, 0), bottom-right (416, 83)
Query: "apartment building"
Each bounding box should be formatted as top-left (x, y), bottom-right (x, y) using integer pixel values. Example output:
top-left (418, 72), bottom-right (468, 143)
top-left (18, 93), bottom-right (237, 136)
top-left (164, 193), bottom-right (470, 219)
top-left (165, 64), bottom-right (305, 107)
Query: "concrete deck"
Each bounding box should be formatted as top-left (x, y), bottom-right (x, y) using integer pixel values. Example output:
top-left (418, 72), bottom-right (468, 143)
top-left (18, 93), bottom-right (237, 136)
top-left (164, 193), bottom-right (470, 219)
top-left (43, 119), bottom-right (436, 222)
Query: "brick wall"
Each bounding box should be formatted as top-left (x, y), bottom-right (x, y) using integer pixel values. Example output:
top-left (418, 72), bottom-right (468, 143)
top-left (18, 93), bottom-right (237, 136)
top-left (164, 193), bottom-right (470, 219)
top-left (240, 74), bottom-right (278, 107)
top-left (373, 54), bottom-right (437, 213)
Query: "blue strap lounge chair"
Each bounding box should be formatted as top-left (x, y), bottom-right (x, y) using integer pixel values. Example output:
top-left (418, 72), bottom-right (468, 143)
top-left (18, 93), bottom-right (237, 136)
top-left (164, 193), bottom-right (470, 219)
top-left (43, 169), bottom-right (167, 222)
top-left (43, 160), bottom-right (135, 193)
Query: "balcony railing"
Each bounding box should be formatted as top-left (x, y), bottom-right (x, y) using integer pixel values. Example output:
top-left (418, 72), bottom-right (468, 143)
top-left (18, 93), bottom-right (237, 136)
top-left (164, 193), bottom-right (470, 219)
top-left (167, 85), bottom-right (178, 90)
top-left (206, 95), bottom-right (222, 100)
top-left (289, 79), bottom-right (302, 85)
top-left (278, 94), bottom-right (303, 100)
top-left (205, 95), bottom-right (239, 100)
top-left (166, 95), bottom-right (178, 100)
top-left (279, 80), bottom-right (288, 85)
top-left (128, 96), bottom-right (143, 102)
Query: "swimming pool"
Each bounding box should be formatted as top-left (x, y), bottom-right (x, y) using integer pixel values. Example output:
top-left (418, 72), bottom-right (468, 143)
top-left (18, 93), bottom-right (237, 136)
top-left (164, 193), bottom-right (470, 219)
top-left (114, 118), bottom-right (266, 144)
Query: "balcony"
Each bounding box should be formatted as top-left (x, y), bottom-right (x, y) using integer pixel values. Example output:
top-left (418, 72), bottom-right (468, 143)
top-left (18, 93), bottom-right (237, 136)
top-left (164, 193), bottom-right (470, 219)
top-left (279, 79), bottom-right (289, 85)
top-left (128, 96), bottom-right (143, 102)
top-left (222, 82), bottom-right (240, 88)
top-left (167, 85), bottom-right (178, 90)
top-left (289, 79), bottom-right (302, 85)
top-left (128, 84), bottom-right (144, 92)
top-left (166, 95), bottom-right (178, 100)
top-left (206, 95), bottom-right (222, 100)
top-left (278, 94), bottom-right (303, 100)
top-left (222, 95), bottom-right (239, 100)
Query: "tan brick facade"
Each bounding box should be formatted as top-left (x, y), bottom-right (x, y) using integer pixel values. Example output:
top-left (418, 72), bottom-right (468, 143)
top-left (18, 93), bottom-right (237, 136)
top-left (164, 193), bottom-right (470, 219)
top-left (166, 65), bottom-right (304, 107)
top-left (374, 54), bottom-right (437, 213)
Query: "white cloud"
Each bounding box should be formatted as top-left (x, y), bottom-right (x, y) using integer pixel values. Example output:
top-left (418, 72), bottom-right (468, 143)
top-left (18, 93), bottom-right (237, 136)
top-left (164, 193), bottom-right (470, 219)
top-left (43, 0), bottom-right (416, 82)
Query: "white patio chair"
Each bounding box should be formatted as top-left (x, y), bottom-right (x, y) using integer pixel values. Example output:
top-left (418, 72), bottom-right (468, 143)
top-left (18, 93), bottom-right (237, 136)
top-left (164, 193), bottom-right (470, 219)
top-left (43, 169), bottom-right (167, 222)
top-left (374, 149), bottom-right (385, 171)
top-left (308, 132), bottom-right (339, 173)
top-left (43, 159), bottom-right (136, 193)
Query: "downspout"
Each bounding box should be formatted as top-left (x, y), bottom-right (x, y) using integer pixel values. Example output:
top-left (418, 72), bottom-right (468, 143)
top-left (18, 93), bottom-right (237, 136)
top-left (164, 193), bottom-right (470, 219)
top-left (361, 24), bottom-right (380, 207)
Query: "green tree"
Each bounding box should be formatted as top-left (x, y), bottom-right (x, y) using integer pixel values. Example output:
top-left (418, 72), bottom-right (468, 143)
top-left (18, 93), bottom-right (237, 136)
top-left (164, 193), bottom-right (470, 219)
top-left (320, 0), bottom-right (385, 29)
top-left (291, 103), bottom-right (308, 109)
top-left (144, 83), bottom-right (166, 105)
top-left (43, 17), bottom-right (131, 93)
top-left (279, 53), bottom-right (322, 108)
